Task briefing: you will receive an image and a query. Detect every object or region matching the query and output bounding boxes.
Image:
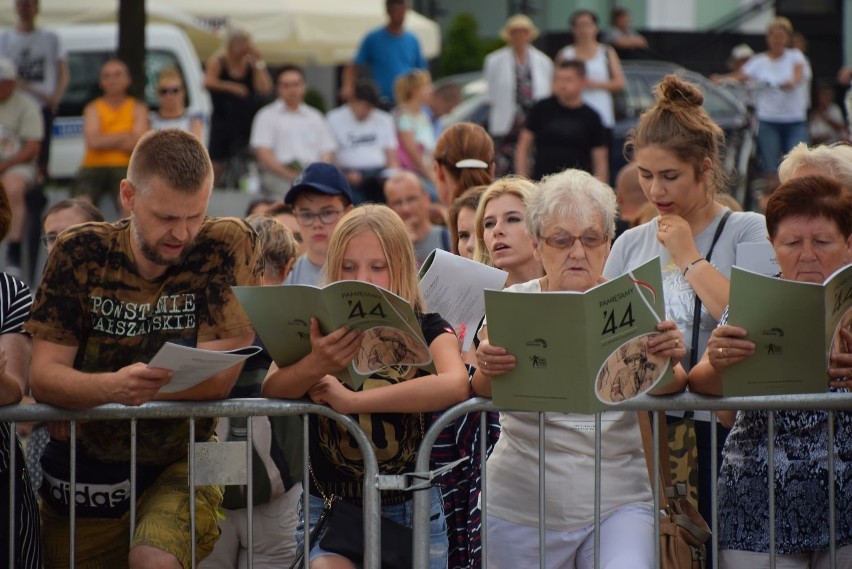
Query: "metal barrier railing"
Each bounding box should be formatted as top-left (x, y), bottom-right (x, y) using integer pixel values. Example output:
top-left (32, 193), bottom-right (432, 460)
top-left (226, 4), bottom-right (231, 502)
top-left (413, 391), bottom-right (852, 569)
top-left (0, 399), bottom-right (382, 569)
top-left (2, 391), bottom-right (850, 569)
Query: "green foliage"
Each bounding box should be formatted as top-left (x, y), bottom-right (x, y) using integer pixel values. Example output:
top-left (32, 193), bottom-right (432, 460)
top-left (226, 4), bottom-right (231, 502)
top-left (437, 12), bottom-right (504, 77)
top-left (304, 88), bottom-right (327, 114)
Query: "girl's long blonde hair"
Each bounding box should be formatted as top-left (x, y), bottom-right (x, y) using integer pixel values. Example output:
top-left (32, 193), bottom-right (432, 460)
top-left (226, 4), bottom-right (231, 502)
top-left (325, 205), bottom-right (426, 313)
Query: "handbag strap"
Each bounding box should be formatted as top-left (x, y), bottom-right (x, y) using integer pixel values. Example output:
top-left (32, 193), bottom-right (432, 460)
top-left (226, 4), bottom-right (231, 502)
top-left (688, 209), bottom-right (732, 369)
top-left (638, 411), bottom-right (671, 504)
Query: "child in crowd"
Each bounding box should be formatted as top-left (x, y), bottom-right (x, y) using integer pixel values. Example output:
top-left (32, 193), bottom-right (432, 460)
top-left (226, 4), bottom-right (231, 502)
top-left (261, 204), bottom-right (468, 569)
top-left (283, 163), bottom-right (354, 286)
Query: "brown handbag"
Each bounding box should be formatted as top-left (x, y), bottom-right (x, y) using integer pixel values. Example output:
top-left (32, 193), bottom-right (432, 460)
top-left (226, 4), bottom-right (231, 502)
top-left (639, 412), bottom-right (712, 569)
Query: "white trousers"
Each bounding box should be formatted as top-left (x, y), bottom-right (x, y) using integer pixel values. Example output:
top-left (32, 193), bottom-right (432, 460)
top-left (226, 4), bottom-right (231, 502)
top-left (485, 503), bottom-right (656, 569)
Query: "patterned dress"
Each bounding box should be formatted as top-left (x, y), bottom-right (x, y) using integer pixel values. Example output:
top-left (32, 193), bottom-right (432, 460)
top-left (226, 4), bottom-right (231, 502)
top-left (717, 309), bottom-right (852, 554)
top-left (494, 57), bottom-right (534, 177)
top-left (431, 364), bottom-right (500, 569)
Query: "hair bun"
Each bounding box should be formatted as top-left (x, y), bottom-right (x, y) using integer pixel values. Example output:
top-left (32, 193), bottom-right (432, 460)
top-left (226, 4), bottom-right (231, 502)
top-left (655, 74), bottom-right (704, 110)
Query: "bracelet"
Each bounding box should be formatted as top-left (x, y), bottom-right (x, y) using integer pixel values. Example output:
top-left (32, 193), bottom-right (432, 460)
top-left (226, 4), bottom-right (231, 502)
top-left (254, 60), bottom-right (267, 70)
top-left (682, 257), bottom-right (706, 275)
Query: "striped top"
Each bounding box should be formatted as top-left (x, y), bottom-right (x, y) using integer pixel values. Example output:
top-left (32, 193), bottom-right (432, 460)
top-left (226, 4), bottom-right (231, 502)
top-left (0, 272), bottom-right (33, 333)
top-left (0, 272), bottom-right (42, 568)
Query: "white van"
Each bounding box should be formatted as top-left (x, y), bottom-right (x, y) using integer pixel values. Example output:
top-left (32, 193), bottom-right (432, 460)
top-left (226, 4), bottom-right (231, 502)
top-left (49, 23), bottom-right (211, 180)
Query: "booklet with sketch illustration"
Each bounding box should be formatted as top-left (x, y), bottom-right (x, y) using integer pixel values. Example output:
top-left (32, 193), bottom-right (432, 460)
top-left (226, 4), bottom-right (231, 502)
top-left (483, 257), bottom-right (673, 414)
top-left (724, 264), bottom-right (852, 396)
top-left (419, 249), bottom-right (508, 351)
top-left (233, 282), bottom-right (434, 390)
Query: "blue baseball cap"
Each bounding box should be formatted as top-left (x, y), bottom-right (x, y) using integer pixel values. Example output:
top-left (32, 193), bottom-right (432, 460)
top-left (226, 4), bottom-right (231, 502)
top-left (284, 162), bottom-right (354, 205)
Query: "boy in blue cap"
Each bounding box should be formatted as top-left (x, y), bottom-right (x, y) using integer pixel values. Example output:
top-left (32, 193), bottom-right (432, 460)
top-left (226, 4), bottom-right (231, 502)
top-left (284, 162), bottom-right (354, 285)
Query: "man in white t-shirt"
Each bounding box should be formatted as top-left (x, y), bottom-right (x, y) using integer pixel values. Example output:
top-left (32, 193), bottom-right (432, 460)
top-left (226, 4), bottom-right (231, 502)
top-left (0, 58), bottom-right (43, 276)
top-left (0, 0), bottom-right (68, 180)
top-left (327, 81), bottom-right (398, 204)
top-left (250, 65), bottom-right (335, 198)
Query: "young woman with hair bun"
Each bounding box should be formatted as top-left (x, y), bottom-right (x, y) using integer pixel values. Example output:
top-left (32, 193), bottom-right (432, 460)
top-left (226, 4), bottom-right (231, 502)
top-left (602, 74), bottom-right (767, 546)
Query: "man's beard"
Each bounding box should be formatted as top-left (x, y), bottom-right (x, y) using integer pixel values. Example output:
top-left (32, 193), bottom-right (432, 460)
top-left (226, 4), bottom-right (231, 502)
top-left (132, 216), bottom-right (193, 267)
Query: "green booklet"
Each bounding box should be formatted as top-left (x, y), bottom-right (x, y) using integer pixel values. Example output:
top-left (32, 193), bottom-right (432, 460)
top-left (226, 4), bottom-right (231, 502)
top-left (483, 257), bottom-right (673, 413)
top-left (233, 281), bottom-right (434, 390)
top-left (724, 264), bottom-right (852, 396)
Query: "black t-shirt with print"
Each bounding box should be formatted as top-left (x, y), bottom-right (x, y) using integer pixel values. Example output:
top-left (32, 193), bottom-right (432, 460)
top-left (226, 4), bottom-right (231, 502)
top-left (309, 312), bottom-right (454, 506)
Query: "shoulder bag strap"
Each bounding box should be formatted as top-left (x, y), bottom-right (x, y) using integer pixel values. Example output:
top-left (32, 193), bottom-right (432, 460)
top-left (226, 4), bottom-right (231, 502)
top-left (638, 411), bottom-right (671, 501)
top-left (688, 209), bottom-right (733, 369)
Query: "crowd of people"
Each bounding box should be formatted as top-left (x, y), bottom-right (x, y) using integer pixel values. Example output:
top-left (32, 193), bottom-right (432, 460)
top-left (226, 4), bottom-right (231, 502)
top-left (0, 2), bottom-right (851, 569)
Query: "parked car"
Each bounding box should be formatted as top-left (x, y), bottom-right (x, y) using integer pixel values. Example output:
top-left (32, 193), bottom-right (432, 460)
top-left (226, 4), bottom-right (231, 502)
top-left (49, 23), bottom-right (211, 181)
top-left (437, 60), bottom-right (755, 206)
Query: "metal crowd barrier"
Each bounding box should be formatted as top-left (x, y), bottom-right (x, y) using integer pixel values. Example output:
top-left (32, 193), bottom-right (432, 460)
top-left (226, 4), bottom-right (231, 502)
top-left (413, 391), bottom-right (852, 569)
top-left (0, 399), bottom-right (382, 569)
top-left (1, 391), bottom-right (851, 569)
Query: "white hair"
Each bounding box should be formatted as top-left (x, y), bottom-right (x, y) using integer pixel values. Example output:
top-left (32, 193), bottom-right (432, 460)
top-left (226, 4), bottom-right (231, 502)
top-left (526, 168), bottom-right (618, 241)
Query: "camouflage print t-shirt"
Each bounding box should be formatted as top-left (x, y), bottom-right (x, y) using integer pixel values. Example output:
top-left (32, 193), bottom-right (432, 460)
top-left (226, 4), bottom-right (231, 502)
top-left (25, 217), bottom-right (261, 467)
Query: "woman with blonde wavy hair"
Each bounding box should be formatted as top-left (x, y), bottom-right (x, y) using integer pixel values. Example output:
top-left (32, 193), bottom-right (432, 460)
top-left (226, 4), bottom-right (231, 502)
top-left (262, 204), bottom-right (468, 569)
top-left (474, 177), bottom-right (543, 286)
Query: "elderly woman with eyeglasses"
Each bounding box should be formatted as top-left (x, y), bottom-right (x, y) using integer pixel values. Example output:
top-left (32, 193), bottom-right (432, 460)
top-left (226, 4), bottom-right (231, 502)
top-left (470, 168), bottom-right (687, 568)
top-left (689, 175), bottom-right (852, 568)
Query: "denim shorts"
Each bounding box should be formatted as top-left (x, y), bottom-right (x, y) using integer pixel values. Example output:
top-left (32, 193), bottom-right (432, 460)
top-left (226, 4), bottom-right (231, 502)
top-left (294, 486), bottom-right (448, 569)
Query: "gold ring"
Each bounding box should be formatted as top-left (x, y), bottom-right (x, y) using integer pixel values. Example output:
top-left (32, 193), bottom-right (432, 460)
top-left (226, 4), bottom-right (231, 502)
top-left (717, 347), bottom-right (723, 356)
top-left (483, 360), bottom-right (487, 369)
top-left (674, 339), bottom-right (679, 347)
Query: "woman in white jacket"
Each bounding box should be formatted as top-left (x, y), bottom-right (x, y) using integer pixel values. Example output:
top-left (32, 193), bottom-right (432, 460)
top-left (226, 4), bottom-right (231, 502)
top-left (484, 14), bottom-right (553, 176)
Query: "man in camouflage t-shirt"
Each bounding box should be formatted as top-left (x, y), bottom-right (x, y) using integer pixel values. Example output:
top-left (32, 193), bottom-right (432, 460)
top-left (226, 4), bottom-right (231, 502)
top-left (25, 129), bottom-right (261, 569)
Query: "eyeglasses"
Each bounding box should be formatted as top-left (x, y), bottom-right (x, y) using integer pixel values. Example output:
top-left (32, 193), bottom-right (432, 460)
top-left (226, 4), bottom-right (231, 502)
top-left (278, 81), bottom-right (304, 89)
top-left (158, 86), bottom-right (182, 95)
top-left (41, 232), bottom-right (59, 248)
top-left (541, 233), bottom-right (607, 249)
top-left (295, 209), bottom-right (344, 227)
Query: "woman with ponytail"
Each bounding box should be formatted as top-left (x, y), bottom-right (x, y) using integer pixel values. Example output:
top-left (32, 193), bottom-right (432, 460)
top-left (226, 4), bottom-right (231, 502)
top-left (431, 122), bottom-right (500, 569)
top-left (433, 122), bottom-right (495, 206)
top-left (602, 75), bottom-right (767, 551)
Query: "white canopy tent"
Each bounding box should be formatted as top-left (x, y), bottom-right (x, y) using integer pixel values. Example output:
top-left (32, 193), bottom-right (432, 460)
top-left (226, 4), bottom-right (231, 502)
top-left (0, 0), bottom-right (441, 65)
top-left (164, 0), bottom-right (442, 64)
